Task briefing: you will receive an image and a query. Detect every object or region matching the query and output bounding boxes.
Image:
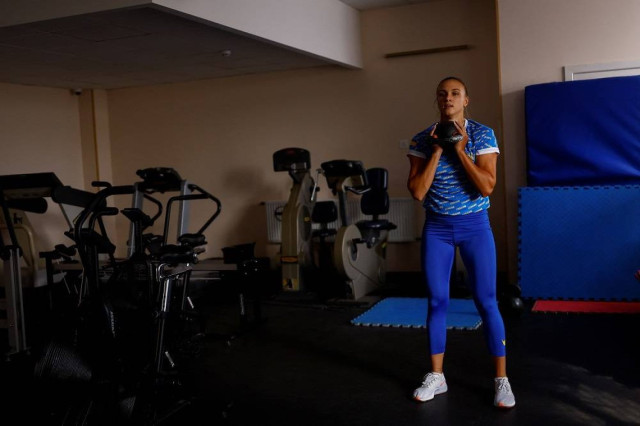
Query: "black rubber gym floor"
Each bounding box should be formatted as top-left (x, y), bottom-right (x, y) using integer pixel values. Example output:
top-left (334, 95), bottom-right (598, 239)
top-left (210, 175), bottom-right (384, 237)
top-left (2, 276), bottom-right (640, 425)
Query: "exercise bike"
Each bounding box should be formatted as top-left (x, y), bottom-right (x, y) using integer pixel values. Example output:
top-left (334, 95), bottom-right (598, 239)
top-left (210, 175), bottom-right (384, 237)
top-left (319, 160), bottom-right (396, 300)
top-left (272, 148), bottom-right (318, 292)
top-left (33, 173), bottom-right (221, 425)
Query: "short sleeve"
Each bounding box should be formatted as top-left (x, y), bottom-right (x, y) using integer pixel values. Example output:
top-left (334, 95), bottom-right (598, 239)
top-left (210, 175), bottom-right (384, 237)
top-left (475, 126), bottom-right (500, 156)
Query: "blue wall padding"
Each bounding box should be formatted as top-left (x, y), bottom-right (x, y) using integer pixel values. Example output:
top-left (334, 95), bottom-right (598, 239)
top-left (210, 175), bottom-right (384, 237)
top-left (525, 76), bottom-right (640, 186)
top-left (519, 186), bottom-right (640, 300)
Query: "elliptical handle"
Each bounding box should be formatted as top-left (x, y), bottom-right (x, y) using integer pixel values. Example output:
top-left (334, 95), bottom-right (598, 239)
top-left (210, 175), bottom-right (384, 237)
top-left (142, 193), bottom-right (163, 227)
top-left (72, 185), bottom-right (135, 290)
top-left (74, 185), bottom-right (135, 245)
top-left (188, 184), bottom-right (222, 235)
top-left (162, 184), bottom-right (222, 244)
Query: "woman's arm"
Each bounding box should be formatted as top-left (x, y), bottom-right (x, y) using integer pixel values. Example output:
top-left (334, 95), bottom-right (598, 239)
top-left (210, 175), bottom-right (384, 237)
top-left (407, 146), bottom-right (443, 201)
top-left (452, 121), bottom-right (498, 197)
top-left (456, 152), bottom-right (498, 197)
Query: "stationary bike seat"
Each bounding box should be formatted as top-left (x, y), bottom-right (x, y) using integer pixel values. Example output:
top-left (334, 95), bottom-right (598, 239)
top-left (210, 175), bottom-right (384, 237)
top-left (153, 244), bottom-right (197, 264)
top-left (178, 233), bottom-right (207, 248)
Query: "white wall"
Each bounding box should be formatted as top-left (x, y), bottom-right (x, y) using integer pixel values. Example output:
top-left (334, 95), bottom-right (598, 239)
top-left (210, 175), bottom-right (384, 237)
top-left (497, 0), bottom-right (640, 283)
top-left (154, 0), bottom-right (362, 68)
top-left (0, 83), bottom-right (86, 252)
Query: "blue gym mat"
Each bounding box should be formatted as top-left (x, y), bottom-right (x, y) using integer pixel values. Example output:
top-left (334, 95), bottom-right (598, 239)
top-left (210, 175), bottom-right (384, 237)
top-left (525, 76), bottom-right (640, 187)
top-left (519, 186), bottom-right (640, 301)
top-left (351, 297), bottom-right (482, 330)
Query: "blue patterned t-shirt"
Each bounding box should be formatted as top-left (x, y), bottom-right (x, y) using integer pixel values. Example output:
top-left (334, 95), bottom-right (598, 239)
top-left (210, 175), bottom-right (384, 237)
top-left (408, 119), bottom-right (500, 215)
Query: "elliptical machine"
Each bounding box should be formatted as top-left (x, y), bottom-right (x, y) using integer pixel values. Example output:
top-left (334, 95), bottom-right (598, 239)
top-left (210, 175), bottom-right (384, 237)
top-left (272, 148), bottom-right (318, 292)
top-left (320, 160), bottom-right (396, 300)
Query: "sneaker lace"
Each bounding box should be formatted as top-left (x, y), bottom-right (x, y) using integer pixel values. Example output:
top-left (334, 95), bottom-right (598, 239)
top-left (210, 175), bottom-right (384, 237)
top-left (496, 378), bottom-right (511, 393)
top-left (421, 373), bottom-right (440, 387)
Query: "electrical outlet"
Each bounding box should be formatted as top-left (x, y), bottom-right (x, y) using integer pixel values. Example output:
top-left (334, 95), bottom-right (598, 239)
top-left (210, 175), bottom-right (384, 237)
top-left (399, 139), bottom-right (410, 150)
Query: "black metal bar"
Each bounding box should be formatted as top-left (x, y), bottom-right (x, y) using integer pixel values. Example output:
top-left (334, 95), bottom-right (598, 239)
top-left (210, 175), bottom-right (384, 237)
top-left (385, 44), bottom-right (470, 58)
top-left (0, 190), bottom-right (19, 247)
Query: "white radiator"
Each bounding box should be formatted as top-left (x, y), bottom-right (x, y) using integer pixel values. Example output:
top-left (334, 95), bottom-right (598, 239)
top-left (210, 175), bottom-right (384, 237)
top-left (264, 197), bottom-right (419, 243)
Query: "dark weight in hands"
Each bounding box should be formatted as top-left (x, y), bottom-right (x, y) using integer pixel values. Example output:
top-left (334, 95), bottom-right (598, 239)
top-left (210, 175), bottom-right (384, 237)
top-left (430, 121), bottom-right (463, 147)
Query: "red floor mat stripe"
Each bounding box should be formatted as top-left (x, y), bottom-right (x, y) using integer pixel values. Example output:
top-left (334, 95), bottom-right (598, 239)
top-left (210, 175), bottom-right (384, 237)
top-left (532, 300), bottom-right (640, 313)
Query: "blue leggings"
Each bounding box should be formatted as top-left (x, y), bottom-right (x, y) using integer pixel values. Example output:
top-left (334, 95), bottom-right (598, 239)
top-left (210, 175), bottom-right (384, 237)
top-left (421, 210), bottom-right (506, 357)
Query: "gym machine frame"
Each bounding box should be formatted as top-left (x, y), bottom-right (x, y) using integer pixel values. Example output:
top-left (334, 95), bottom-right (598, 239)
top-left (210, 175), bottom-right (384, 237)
top-left (127, 167), bottom-right (192, 258)
top-left (320, 160), bottom-right (379, 300)
top-left (273, 148), bottom-right (318, 292)
top-left (0, 172), bottom-right (62, 357)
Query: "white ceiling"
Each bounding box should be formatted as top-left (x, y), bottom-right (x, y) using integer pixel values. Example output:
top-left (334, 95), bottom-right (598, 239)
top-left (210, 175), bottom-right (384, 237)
top-left (0, 0), bottom-right (429, 90)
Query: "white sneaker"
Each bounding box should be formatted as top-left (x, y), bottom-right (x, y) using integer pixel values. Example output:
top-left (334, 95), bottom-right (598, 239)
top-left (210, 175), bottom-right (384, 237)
top-left (413, 372), bottom-right (448, 402)
top-left (494, 377), bottom-right (516, 408)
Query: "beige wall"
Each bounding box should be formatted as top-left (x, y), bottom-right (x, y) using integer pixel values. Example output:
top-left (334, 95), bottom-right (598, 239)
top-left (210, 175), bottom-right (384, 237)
top-left (0, 83), bottom-right (85, 252)
top-left (107, 0), bottom-right (503, 271)
top-left (362, 0), bottom-right (505, 273)
top-left (497, 0), bottom-right (640, 283)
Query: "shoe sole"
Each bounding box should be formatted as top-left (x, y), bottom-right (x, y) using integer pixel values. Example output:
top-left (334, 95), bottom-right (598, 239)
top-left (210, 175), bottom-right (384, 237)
top-left (413, 384), bottom-right (448, 402)
top-left (495, 402), bottom-right (516, 409)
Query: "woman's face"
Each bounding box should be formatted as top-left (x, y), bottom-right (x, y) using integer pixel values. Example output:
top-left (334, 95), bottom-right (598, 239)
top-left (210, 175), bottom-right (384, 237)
top-left (436, 79), bottom-right (469, 119)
